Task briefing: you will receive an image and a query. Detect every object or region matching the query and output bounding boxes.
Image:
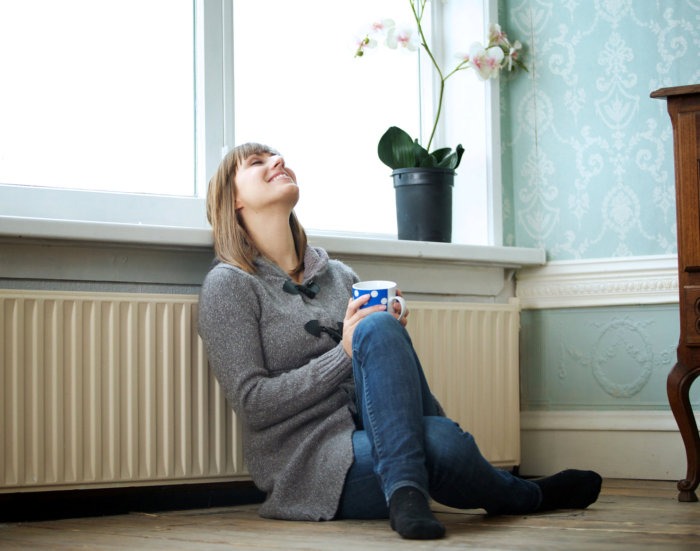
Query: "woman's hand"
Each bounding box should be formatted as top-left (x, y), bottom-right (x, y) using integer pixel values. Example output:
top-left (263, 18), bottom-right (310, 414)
top-left (394, 289), bottom-right (409, 328)
top-left (341, 294), bottom-right (385, 358)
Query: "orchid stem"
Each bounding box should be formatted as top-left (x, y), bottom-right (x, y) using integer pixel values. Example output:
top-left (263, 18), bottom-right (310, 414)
top-left (410, 0), bottom-right (447, 152)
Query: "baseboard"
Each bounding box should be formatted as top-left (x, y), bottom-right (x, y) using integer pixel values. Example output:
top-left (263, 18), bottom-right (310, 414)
top-left (520, 410), bottom-right (695, 481)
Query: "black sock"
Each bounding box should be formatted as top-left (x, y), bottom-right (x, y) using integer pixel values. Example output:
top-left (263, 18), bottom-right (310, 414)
top-left (533, 469), bottom-right (603, 511)
top-left (389, 487), bottom-right (445, 540)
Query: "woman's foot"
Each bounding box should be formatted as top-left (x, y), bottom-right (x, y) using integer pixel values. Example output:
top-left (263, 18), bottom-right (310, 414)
top-left (533, 469), bottom-right (603, 511)
top-left (389, 487), bottom-right (445, 540)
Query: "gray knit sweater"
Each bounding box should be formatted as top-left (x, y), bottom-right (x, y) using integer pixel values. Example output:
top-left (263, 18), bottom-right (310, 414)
top-left (197, 246), bottom-right (359, 520)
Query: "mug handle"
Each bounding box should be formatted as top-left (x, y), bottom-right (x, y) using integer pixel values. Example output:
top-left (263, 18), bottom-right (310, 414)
top-left (388, 296), bottom-right (406, 322)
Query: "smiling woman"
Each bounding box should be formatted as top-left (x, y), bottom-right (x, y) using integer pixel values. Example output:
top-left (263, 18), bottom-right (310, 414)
top-left (233, 150), bottom-right (299, 216)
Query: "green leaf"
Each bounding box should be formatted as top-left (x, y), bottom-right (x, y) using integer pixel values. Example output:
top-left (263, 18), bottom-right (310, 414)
top-left (430, 147), bottom-right (452, 163)
top-left (412, 140), bottom-right (429, 165)
top-left (436, 154), bottom-right (456, 169)
top-left (419, 154), bottom-right (436, 168)
top-left (377, 126), bottom-right (416, 169)
top-left (436, 144), bottom-right (465, 169)
top-left (455, 144), bottom-right (465, 167)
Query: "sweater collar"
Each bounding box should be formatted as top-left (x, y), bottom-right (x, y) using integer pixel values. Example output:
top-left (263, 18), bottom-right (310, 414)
top-left (301, 246), bottom-right (329, 281)
top-left (255, 245), bottom-right (328, 284)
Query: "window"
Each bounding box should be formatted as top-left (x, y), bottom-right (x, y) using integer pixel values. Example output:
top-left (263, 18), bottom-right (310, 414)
top-left (0, 0), bottom-right (497, 245)
top-left (0, 0), bottom-right (195, 196)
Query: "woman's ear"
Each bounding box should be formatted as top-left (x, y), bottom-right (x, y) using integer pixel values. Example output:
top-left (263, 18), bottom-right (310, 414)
top-left (233, 182), bottom-right (243, 211)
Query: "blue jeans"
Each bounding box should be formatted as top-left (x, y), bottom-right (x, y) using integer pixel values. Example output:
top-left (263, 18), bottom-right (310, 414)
top-left (336, 312), bottom-right (541, 519)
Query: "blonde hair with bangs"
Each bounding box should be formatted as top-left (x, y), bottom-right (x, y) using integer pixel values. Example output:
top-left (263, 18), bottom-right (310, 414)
top-left (206, 143), bottom-right (308, 276)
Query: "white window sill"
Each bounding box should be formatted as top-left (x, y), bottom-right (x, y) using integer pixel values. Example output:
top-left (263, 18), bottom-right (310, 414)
top-left (0, 215), bottom-right (545, 300)
top-left (0, 215), bottom-right (545, 267)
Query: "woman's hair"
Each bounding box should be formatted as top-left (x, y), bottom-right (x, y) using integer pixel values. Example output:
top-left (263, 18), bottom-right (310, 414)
top-left (206, 142), bottom-right (307, 276)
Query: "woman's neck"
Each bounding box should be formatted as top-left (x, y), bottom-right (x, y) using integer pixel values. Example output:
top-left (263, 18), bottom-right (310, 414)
top-left (244, 212), bottom-right (301, 280)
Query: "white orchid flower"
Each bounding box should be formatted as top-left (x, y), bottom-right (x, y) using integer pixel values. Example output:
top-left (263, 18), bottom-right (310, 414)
top-left (370, 18), bottom-right (395, 36)
top-left (506, 40), bottom-right (522, 70)
top-left (386, 26), bottom-right (419, 51)
top-left (488, 23), bottom-right (508, 47)
top-left (469, 42), bottom-right (505, 80)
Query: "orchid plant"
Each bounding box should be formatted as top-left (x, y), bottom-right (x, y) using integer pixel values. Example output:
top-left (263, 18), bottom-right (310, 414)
top-left (355, 0), bottom-right (525, 171)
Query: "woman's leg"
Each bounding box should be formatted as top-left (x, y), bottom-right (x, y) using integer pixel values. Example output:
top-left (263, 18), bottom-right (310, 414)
top-left (340, 420), bottom-right (601, 520)
top-left (349, 312), bottom-right (601, 523)
top-left (351, 312), bottom-right (444, 539)
top-left (351, 312), bottom-right (438, 501)
top-left (424, 415), bottom-right (602, 513)
top-left (422, 416), bottom-right (542, 514)
top-left (335, 431), bottom-right (388, 520)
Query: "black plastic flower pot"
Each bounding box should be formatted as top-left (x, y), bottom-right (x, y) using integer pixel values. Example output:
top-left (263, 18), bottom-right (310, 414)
top-left (392, 167), bottom-right (454, 243)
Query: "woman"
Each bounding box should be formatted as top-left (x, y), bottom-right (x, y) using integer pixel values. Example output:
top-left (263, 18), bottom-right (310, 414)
top-left (198, 143), bottom-right (602, 540)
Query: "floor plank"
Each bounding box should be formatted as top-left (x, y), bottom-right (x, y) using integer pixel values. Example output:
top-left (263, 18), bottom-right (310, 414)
top-left (1, 480), bottom-right (699, 550)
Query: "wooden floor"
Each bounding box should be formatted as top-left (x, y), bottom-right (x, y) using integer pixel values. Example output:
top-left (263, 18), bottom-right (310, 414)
top-left (1, 480), bottom-right (699, 550)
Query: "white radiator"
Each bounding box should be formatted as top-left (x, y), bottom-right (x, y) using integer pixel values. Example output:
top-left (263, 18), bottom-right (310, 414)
top-left (1, 290), bottom-right (520, 492)
top-left (408, 301), bottom-right (521, 468)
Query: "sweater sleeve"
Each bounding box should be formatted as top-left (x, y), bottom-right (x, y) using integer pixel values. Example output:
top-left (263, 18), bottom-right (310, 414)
top-left (198, 265), bottom-right (353, 431)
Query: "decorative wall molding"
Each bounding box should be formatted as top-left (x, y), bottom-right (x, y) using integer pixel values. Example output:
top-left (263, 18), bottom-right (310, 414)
top-left (516, 255), bottom-right (678, 309)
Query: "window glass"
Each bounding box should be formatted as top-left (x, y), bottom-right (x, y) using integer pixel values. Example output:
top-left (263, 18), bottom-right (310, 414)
top-left (232, 0), bottom-right (421, 237)
top-left (0, 0), bottom-right (195, 196)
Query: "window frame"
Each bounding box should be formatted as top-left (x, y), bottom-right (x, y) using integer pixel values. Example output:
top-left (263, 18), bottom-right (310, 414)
top-left (0, 0), bottom-right (502, 246)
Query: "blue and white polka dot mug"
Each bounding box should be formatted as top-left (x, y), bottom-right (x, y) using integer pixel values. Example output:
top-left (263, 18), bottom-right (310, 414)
top-left (351, 280), bottom-right (406, 321)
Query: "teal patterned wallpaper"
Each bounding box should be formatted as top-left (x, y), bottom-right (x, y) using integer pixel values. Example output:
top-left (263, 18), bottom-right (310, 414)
top-left (501, 0), bottom-right (700, 260)
top-left (520, 305), bottom-right (700, 410)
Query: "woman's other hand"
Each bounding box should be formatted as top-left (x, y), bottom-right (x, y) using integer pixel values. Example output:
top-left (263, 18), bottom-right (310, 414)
top-left (341, 294), bottom-right (385, 357)
top-left (394, 289), bottom-right (409, 327)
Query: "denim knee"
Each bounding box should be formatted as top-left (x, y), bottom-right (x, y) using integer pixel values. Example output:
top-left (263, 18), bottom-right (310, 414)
top-left (356, 311), bottom-right (400, 334)
top-left (354, 312), bottom-right (407, 351)
top-left (423, 417), bottom-right (475, 465)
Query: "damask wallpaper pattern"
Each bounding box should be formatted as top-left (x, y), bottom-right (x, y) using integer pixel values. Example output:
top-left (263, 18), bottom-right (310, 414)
top-left (519, 305), bottom-right (700, 409)
top-left (501, 0), bottom-right (700, 260)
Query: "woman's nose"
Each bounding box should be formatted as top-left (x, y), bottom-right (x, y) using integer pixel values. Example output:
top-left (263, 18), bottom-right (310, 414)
top-left (270, 154), bottom-right (284, 168)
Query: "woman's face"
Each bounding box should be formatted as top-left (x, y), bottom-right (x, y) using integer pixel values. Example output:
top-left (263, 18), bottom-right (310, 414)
top-left (233, 151), bottom-right (298, 214)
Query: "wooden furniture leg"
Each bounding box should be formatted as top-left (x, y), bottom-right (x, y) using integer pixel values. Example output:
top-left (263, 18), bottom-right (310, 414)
top-left (667, 360), bottom-right (700, 501)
